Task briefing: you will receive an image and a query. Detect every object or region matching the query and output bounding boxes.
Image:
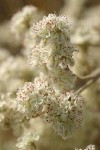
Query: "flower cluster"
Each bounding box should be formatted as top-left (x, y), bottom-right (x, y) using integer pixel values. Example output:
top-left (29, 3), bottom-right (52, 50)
top-left (11, 5), bottom-right (41, 40)
top-left (75, 145), bottom-right (95, 150)
top-left (72, 11), bottom-right (100, 46)
top-left (44, 91), bottom-right (84, 139)
top-left (29, 14), bottom-right (75, 68)
top-left (28, 14), bottom-right (76, 91)
top-left (16, 73), bottom-right (84, 139)
top-left (0, 93), bottom-right (26, 136)
top-left (16, 14), bottom-right (84, 140)
top-left (0, 2), bottom-right (99, 149)
top-left (0, 55), bottom-right (34, 95)
top-left (16, 81), bottom-right (44, 119)
top-left (16, 132), bottom-right (39, 150)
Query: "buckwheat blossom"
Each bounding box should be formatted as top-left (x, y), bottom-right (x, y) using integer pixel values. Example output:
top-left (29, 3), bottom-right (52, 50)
top-left (16, 132), bottom-right (39, 150)
top-left (44, 91), bottom-right (84, 139)
top-left (16, 73), bottom-right (57, 120)
top-left (33, 73), bottom-right (49, 91)
top-left (11, 5), bottom-right (41, 40)
top-left (71, 10), bottom-right (100, 46)
top-left (0, 56), bottom-right (34, 94)
top-left (0, 56), bottom-right (33, 81)
top-left (16, 71), bottom-right (84, 139)
top-left (16, 73), bottom-right (48, 119)
top-left (16, 81), bottom-right (45, 119)
top-left (16, 14), bottom-right (84, 140)
top-left (0, 94), bottom-right (26, 136)
top-left (28, 14), bottom-right (76, 91)
top-left (48, 68), bottom-right (76, 92)
top-left (75, 144), bottom-right (95, 150)
top-left (30, 14), bottom-right (75, 67)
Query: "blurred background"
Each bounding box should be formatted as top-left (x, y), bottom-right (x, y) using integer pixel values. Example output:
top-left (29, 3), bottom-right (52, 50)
top-left (0, 0), bottom-right (64, 22)
top-left (0, 0), bottom-right (100, 22)
top-left (0, 0), bottom-right (100, 150)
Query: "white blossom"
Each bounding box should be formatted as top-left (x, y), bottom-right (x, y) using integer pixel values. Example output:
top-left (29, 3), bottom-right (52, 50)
top-left (0, 94), bottom-right (26, 136)
top-left (16, 132), bottom-right (39, 150)
top-left (75, 144), bottom-right (95, 150)
top-left (16, 81), bottom-right (45, 119)
top-left (11, 5), bottom-right (41, 40)
top-left (29, 14), bottom-right (75, 68)
top-left (72, 15), bottom-right (100, 46)
top-left (28, 14), bottom-right (76, 91)
top-left (45, 91), bottom-right (84, 139)
top-left (16, 71), bottom-right (84, 139)
top-left (0, 56), bottom-right (34, 94)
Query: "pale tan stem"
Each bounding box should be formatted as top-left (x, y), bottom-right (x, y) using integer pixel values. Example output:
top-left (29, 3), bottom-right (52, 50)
top-left (75, 68), bottom-right (100, 94)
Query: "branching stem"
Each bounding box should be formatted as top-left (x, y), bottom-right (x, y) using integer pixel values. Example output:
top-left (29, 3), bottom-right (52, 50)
top-left (75, 69), bottom-right (100, 94)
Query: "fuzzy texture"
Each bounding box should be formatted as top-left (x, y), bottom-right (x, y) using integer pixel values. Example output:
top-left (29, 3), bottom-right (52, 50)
top-left (16, 73), bottom-right (84, 139)
top-left (29, 14), bottom-right (75, 68)
top-left (16, 81), bottom-right (45, 119)
top-left (28, 14), bottom-right (76, 91)
top-left (44, 91), bottom-right (84, 139)
top-left (11, 5), bottom-right (41, 40)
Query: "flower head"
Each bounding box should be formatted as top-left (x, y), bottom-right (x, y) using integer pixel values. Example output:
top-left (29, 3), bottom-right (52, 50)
top-left (29, 14), bottom-right (75, 68)
top-left (16, 82), bottom-right (44, 119)
top-left (28, 14), bottom-right (76, 91)
top-left (16, 71), bottom-right (84, 139)
top-left (45, 91), bottom-right (84, 139)
top-left (16, 132), bottom-right (39, 150)
top-left (11, 5), bottom-right (41, 40)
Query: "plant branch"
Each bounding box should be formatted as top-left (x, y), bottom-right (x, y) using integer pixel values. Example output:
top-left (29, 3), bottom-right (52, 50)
top-left (75, 68), bottom-right (100, 94)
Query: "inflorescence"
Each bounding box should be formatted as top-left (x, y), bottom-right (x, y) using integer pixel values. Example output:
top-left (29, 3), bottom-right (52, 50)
top-left (16, 14), bottom-right (84, 139)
